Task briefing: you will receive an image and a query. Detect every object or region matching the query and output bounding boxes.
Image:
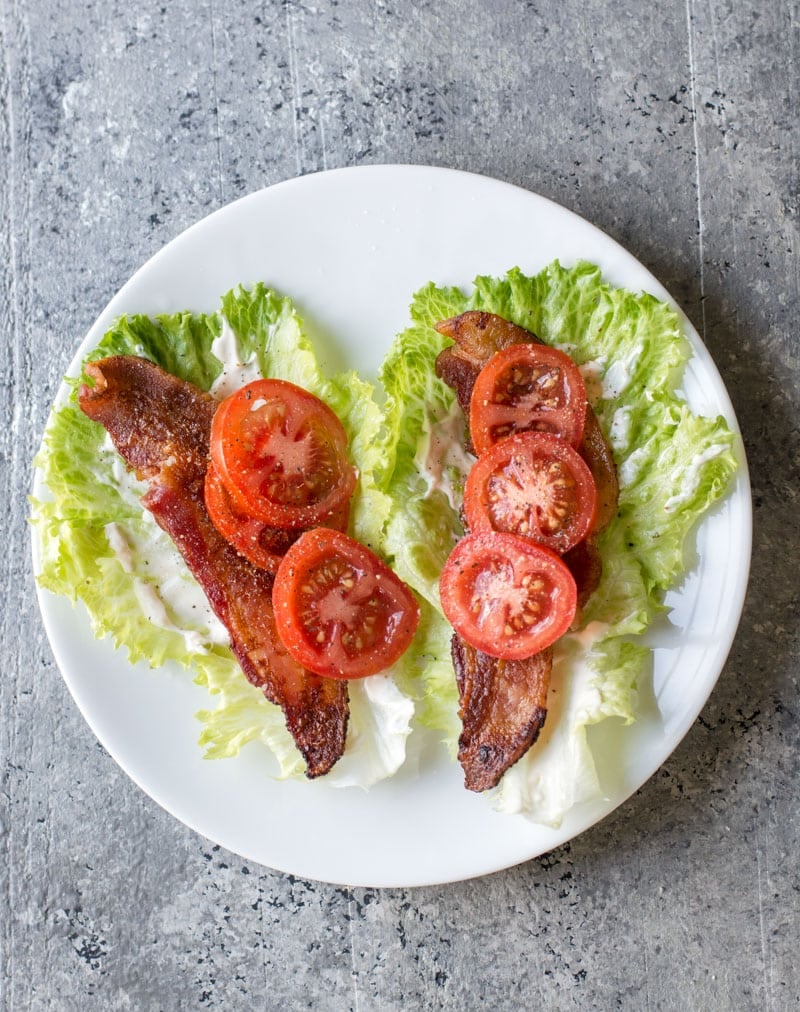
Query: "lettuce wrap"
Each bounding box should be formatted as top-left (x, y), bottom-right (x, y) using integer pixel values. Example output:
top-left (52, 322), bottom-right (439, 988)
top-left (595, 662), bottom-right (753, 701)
top-left (31, 285), bottom-right (413, 788)
top-left (379, 261), bottom-right (738, 823)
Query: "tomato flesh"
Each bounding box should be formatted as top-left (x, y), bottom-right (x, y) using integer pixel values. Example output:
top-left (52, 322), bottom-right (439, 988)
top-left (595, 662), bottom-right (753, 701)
top-left (210, 379), bottom-right (356, 529)
top-left (273, 529), bottom-right (420, 679)
top-left (205, 461), bottom-right (299, 571)
top-left (205, 462), bottom-right (349, 572)
top-left (469, 343), bottom-right (587, 455)
top-left (439, 532), bottom-right (577, 660)
top-left (464, 431), bottom-right (597, 554)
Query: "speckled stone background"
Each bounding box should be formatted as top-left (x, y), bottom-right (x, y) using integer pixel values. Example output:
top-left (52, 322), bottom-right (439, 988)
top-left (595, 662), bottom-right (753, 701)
top-left (2, 1), bottom-right (798, 1009)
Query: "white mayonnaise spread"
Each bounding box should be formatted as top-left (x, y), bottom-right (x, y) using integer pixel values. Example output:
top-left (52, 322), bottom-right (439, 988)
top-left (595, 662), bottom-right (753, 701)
top-left (609, 407), bottom-right (632, 452)
top-left (602, 348), bottom-right (643, 402)
top-left (578, 359), bottom-right (606, 406)
top-left (132, 581), bottom-right (212, 655)
top-left (414, 400), bottom-right (474, 511)
top-left (104, 521), bottom-right (136, 573)
top-left (619, 447), bottom-right (649, 487)
top-left (579, 348), bottom-right (640, 403)
top-left (99, 432), bottom-right (147, 500)
top-left (664, 444), bottom-right (729, 513)
top-left (104, 519), bottom-right (229, 652)
top-left (101, 434), bottom-right (229, 652)
top-left (210, 316), bottom-right (263, 398)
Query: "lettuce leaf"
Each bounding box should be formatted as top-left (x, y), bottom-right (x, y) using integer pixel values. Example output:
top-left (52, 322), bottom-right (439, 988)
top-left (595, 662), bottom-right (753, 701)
top-left (32, 285), bottom-right (406, 785)
top-left (377, 285), bottom-right (468, 740)
top-left (379, 261), bottom-right (738, 824)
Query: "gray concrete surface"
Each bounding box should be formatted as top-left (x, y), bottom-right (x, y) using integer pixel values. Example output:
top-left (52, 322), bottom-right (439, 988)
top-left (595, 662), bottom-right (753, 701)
top-left (2, 0), bottom-right (798, 1008)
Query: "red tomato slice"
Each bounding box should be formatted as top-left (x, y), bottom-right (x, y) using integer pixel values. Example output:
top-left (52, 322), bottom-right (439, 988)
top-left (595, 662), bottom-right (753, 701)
top-left (463, 431), bottom-right (597, 554)
top-left (273, 529), bottom-right (421, 679)
top-left (469, 343), bottom-right (587, 455)
top-left (204, 462), bottom-right (350, 572)
top-left (439, 532), bottom-right (577, 660)
top-left (210, 379), bottom-right (356, 529)
top-left (205, 462), bottom-right (299, 571)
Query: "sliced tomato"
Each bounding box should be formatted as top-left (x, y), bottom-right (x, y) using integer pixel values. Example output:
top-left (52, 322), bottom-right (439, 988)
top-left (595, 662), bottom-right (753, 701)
top-left (204, 462), bottom-right (299, 571)
top-left (210, 379), bottom-right (356, 529)
top-left (273, 529), bottom-right (420, 679)
top-left (439, 532), bottom-right (577, 660)
top-left (205, 462), bottom-right (349, 572)
top-left (469, 343), bottom-right (587, 455)
top-left (463, 431), bottom-right (597, 554)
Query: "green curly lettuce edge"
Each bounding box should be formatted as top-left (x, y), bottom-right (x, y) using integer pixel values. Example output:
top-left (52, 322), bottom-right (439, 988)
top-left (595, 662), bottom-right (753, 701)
top-left (378, 260), bottom-right (739, 819)
top-left (31, 284), bottom-right (394, 779)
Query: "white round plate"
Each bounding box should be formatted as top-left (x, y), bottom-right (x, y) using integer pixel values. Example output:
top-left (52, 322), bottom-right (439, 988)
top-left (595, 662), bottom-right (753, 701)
top-left (32, 165), bottom-right (751, 887)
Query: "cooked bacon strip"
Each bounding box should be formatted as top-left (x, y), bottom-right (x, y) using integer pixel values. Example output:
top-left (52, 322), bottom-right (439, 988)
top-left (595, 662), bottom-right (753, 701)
top-left (562, 538), bottom-right (603, 611)
top-left (434, 311), bottom-right (620, 791)
top-left (78, 355), bottom-right (349, 778)
top-left (436, 311), bottom-right (534, 378)
top-left (452, 636), bottom-right (551, 792)
top-left (579, 407), bottom-right (619, 535)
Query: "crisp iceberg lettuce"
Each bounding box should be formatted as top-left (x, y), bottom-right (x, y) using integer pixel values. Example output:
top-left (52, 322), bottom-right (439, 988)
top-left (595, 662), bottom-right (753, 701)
top-left (32, 285), bottom-right (407, 787)
top-left (378, 261), bottom-right (738, 824)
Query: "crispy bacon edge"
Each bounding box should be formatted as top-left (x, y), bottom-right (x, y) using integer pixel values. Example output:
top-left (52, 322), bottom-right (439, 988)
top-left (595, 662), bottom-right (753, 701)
top-left (453, 637), bottom-right (551, 793)
top-left (77, 355), bottom-right (349, 779)
top-left (434, 311), bottom-right (620, 791)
